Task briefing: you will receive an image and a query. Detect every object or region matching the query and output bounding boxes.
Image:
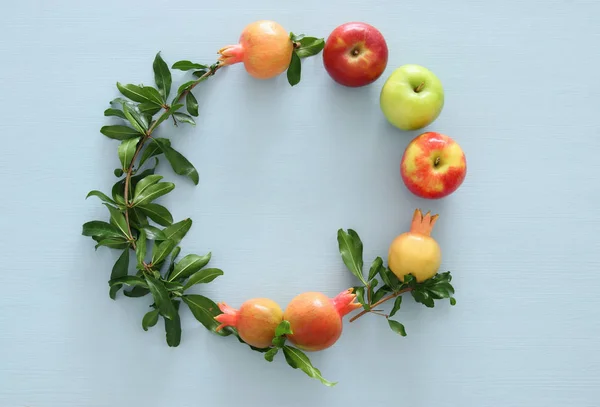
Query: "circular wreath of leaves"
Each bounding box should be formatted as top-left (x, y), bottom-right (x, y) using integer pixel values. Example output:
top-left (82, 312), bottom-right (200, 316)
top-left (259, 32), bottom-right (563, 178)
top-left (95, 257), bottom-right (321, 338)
top-left (82, 31), bottom-right (456, 386)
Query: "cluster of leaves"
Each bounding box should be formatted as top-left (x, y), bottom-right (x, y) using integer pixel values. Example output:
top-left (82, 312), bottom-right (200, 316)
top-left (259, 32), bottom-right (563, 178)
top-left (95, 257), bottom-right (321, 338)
top-left (337, 228), bottom-right (456, 335)
top-left (83, 52), bottom-right (231, 346)
top-left (286, 33), bottom-right (325, 86)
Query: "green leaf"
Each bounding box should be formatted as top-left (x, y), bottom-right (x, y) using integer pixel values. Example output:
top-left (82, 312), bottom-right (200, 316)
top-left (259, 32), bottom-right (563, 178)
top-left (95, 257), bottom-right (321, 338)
top-left (154, 139), bottom-right (199, 185)
top-left (145, 274), bottom-right (177, 320)
top-left (388, 319), bottom-right (407, 336)
top-left (141, 225), bottom-right (166, 241)
top-left (122, 104), bottom-right (148, 134)
top-left (275, 320), bottom-right (293, 337)
top-left (264, 347), bottom-right (279, 362)
top-left (183, 268), bottom-right (223, 290)
top-left (123, 285), bottom-right (150, 298)
top-left (182, 294), bottom-right (224, 334)
top-left (114, 168), bottom-right (124, 177)
top-left (100, 125), bottom-right (140, 140)
top-left (450, 297), bottom-right (457, 306)
top-left (412, 289), bottom-right (435, 308)
top-left (177, 80), bottom-right (198, 95)
top-left (142, 309), bottom-right (160, 331)
top-left (164, 280), bottom-right (184, 292)
top-left (109, 275), bottom-right (148, 289)
top-left (133, 174), bottom-right (163, 198)
top-left (337, 229), bottom-right (366, 285)
top-left (389, 296), bottom-right (402, 317)
top-left (272, 336), bottom-right (286, 348)
top-left (138, 103), bottom-right (162, 116)
top-left (289, 32), bottom-right (305, 41)
top-left (139, 138), bottom-right (170, 168)
top-left (94, 237), bottom-right (129, 250)
top-left (139, 203), bottom-right (173, 226)
top-left (116, 82), bottom-right (163, 106)
top-left (152, 239), bottom-right (176, 265)
top-left (186, 92), bottom-right (198, 117)
top-left (282, 346), bottom-right (336, 387)
top-left (296, 37), bottom-right (325, 58)
top-left (82, 221), bottom-right (123, 239)
top-left (371, 286), bottom-right (387, 304)
top-left (153, 52), bottom-right (172, 101)
top-left (104, 108), bottom-right (126, 119)
top-left (109, 249), bottom-right (130, 299)
top-left (380, 267), bottom-right (400, 292)
top-left (104, 204), bottom-right (129, 238)
top-left (353, 286), bottom-right (368, 310)
top-left (368, 257), bottom-right (383, 281)
top-left (172, 60), bottom-right (208, 71)
top-left (172, 112), bottom-right (195, 126)
top-left (169, 252), bottom-right (211, 281)
top-left (164, 300), bottom-right (182, 347)
top-left (427, 286), bottom-right (449, 300)
top-left (150, 104), bottom-right (182, 129)
top-left (132, 182), bottom-right (175, 206)
top-left (86, 190), bottom-right (115, 205)
top-left (165, 246), bottom-right (181, 280)
top-left (158, 219), bottom-right (192, 246)
top-left (136, 229), bottom-right (147, 269)
top-left (118, 137), bottom-right (140, 171)
top-left (286, 51), bottom-right (301, 86)
top-left (192, 69), bottom-right (209, 78)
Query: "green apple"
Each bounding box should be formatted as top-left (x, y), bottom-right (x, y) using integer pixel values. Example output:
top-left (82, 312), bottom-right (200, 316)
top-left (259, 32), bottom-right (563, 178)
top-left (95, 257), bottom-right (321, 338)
top-left (379, 64), bottom-right (444, 131)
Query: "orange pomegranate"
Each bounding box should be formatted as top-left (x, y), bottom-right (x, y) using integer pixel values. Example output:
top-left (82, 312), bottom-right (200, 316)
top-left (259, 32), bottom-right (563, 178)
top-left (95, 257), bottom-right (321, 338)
top-left (214, 298), bottom-right (283, 348)
top-left (283, 288), bottom-right (361, 351)
top-left (388, 209), bottom-right (442, 283)
top-left (218, 20), bottom-right (293, 79)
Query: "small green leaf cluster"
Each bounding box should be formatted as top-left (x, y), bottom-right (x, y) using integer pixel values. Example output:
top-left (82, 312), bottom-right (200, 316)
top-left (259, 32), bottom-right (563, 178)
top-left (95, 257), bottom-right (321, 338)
top-left (83, 52), bottom-right (227, 347)
top-left (337, 228), bottom-right (456, 336)
top-left (286, 32), bottom-right (326, 86)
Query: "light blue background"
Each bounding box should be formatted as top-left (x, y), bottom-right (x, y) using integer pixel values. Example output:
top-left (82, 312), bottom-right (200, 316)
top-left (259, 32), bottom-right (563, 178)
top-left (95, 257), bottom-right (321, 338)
top-left (1, 0), bottom-right (599, 406)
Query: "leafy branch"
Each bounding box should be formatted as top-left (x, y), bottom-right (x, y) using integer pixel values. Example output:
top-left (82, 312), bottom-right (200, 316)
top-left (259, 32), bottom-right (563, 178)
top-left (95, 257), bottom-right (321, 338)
top-left (337, 229), bottom-right (456, 335)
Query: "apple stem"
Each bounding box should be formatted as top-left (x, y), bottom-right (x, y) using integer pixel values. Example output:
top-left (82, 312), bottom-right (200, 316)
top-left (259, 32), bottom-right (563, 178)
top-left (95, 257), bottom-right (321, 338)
top-left (434, 157), bottom-right (441, 166)
top-left (414, 82), bottom-right (425, 93)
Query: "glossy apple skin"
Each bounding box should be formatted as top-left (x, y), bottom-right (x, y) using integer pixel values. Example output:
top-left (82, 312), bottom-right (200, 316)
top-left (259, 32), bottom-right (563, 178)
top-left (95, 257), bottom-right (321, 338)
top-left (401, 132), bottom-right (466, 199)
top-left (323, 22), bottom-right (388, 87)
top-left (380, 64), bottom-right (444, 130)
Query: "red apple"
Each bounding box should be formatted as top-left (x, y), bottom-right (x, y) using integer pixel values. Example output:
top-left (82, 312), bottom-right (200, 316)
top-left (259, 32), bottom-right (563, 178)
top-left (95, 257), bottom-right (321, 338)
top-left (400, 132), bottom-right (467, 199)
top-left (322, 22), bottom-right (388, 87)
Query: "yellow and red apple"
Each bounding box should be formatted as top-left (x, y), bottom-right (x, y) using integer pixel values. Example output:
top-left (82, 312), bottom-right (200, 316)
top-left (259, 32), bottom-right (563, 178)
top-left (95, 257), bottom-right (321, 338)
top-left (401, 132), bottom-right (466, 199)
top-left (322, 22), bottom-right (388, 87)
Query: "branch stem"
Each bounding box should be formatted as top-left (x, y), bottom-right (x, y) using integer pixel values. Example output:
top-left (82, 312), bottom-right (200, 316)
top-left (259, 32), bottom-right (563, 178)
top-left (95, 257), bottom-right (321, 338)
top-left (122, 62), bottom-right (222, 250)
top-left (349, 287), bottom-right (413, 322)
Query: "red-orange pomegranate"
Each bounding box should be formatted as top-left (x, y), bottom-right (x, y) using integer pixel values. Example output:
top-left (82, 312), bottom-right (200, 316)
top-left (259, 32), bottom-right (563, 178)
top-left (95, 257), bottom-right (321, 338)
top-left (283, 288), bottom-right (361, 351)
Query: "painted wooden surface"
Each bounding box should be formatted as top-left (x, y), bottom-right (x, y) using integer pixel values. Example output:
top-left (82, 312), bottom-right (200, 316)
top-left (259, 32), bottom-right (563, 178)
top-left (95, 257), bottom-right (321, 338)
top-left (1, 0), bottom-right (599, 405)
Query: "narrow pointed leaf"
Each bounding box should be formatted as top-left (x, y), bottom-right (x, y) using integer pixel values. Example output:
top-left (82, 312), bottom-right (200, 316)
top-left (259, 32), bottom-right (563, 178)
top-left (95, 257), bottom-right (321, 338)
top-left (139, 138), bottom-right (170, 168)
top-left (123, 286), bottom-right (150, 298)
top-left (286, 51), bottom-right (302, 86)
top-left (157, 219), bottom-right (192, 246)
top-left (116, 82), bottom-right (163, 106)
top-left (172, 112), bottom-right (195, 126)
top-left (337, 229), bottom-right (366, 285)
top-left (86, 190), bottom-right (115, 205)
top-left (264, 348), bottom-right (279, 362)
top-left (368, 257), bottom-right (383, 281)
top-left (100, 125), bottom-right (140, 140)
top-left (389, 296), bottom-right (402, 317)
top-left (103, 204), bottom-right (129, 238)
top-left (109, 249), bottom-right (130, 299)
top-left (152, 239), bottom-right (176, 265)
top-left (142, 309), bottom-right (160, 331)
top-left (139, 203), bottom-right (173, 226)
top-left (183, 268), bottom-right (223, 290)
top-left (141, 225), bottom-right (166, 241)
top-left (153, 52), bottom-right (172, 100)
top-left (122, 104), bottom-right (148, 134)
top-left (182, 294), bottom-right (225, 334)
top-left (109, 275), bottom-right (148, 288)
top-left (82, 221), bottom-right (123, 239)
top-left (186, 92), bottom-right (198, 117)
top-left (295, 37), bottom-right (325, 58)
top-left (118, 137), bottom-right (140, 170)
top-left (133, 175), bottom-right (163, 198)
top-left (138, 103), bottom-right (162, 116)
top-left (169, 252), bottom-right (211, 281)
top-left (104, 108), bottom-right (126, 119)
top-left (136, 229), bottom-right (147, 269)
top-left (282, 346), bottom-right (336, 386)
top-left (172, 60), bottom-right (207, 71)
top-left (94, 237), bottom-right (129, 250)
top-left (164, 300), bottom-right (181, 346)
top-left (388, 320), bottom-right (407, 336)
top-left (154, 139), bottom-right (199, 185)
top-left (275, 320), bottom-right (293, 337)
top-left (132, 182), bottom-right (175, 206)
top-left (145, 275), bottom-right (177, 320)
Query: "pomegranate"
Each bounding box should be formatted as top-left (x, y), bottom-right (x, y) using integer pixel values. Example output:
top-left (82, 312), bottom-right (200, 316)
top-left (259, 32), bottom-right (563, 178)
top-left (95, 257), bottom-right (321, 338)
top-left (283, 288), bottom-right (361, 351)
top-left (218, 20), bottom-right (293, 79)
top-left (388, 209), bottom-right (441, 283)
top-left (214, 298), bottom-right (283, 349)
